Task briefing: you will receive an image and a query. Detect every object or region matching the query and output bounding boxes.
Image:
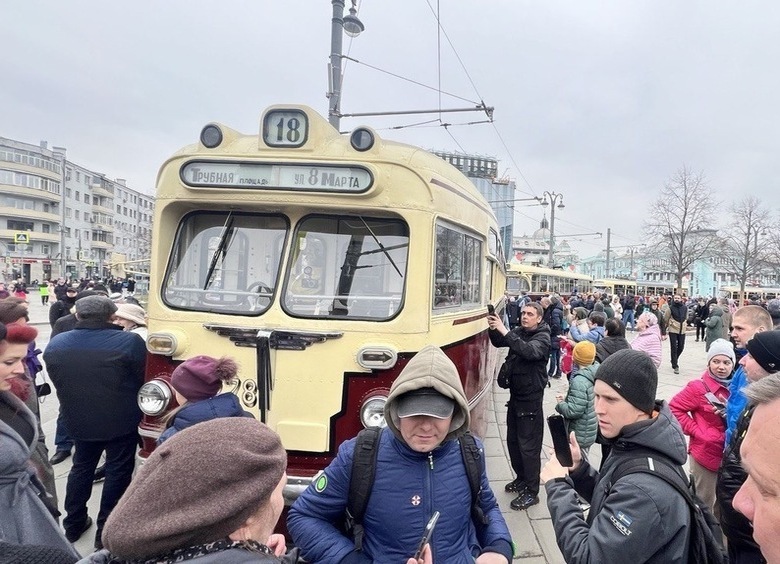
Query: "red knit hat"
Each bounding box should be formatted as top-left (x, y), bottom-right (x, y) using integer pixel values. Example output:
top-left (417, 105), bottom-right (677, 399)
top-left (170, 356), bottom-right (238, 401)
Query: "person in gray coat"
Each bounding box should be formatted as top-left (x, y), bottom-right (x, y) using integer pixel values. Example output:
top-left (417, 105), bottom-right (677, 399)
top-left (0, 322), bottom-right (80, 560)
top-left (541, 349), bottom-right (691, 563)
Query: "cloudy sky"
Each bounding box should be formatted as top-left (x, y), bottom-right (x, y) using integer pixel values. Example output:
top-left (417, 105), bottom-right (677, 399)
top-left (4, 1), bottom-right (778, 258)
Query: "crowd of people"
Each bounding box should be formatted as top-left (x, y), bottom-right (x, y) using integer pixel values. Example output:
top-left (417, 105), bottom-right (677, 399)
top-left (495, 288), bottom-right (780, 563)
top-left (4, 280), bottom-right (780, 563)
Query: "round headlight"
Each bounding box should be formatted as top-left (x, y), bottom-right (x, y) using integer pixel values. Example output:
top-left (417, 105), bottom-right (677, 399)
top-left (138, 380), bottom-right (172, 416)
top-left (350, 127), bottom-right (375, 151)
top-left (360, 395), bottom-right (387, 429)
top-left (200, 124), bottom-right (223, 148)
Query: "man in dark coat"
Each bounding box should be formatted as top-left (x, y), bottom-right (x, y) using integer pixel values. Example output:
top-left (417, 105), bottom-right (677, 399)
top-left (665, 294), bottom-right (688, 374)
top-left (542, 295), bottom-right (564, 379)
top-left (489, 301), bottom-right (551, 510)
top-left (48, 285), bottom-right (77, 328)
top-left (44, 295), bottom-right (146, 550)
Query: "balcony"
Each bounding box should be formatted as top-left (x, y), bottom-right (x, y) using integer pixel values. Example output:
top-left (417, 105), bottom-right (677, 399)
top-left (0, 184), bottom-right (61, 202)
top-left (91, 200), bottom-right (113, 213)
top-left (92, 220), bottom-right (114, 232)
top-left (91, 182), bottom-right (114, 199)
top-left (91, 239), bottom-right (112, 249)
top-left (0, 206), bottom-right (60, 223)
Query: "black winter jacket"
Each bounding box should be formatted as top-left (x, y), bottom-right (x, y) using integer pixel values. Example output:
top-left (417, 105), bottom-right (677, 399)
top-left (716, 405), bottom-right (761, 551)
top-left (543, 303), bottom-right (564, 350)
top-left (44, 321), bottom-right (146, 441)
top-left (489, 322), bottom-right (551, 401)
top-left (595, 335), bottom-right (631, 363)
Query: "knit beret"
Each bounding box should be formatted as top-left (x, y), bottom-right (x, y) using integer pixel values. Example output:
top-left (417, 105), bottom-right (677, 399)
top-left (707, 338), bottom-right (736, 366)
top-left (171, 356), bottom-right (238, 402)
top-left (746, 331), bottom-right (780, 374)
top-left (102, 418), bottom-right (286, 559)
top-left (75, 295), bottom-right (117, 321)
top-left (573, 341), bottom-right (596, 367)
top-left (595, 349), bottom-right (658, 415)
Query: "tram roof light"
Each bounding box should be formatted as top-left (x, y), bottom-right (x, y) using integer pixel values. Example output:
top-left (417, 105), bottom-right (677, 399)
top-left (200, 124), bottom-right (223, 149)
top-left (350, 127), bottom-right (375, 151)
top-left (342, 5), bottom-right (365, 38)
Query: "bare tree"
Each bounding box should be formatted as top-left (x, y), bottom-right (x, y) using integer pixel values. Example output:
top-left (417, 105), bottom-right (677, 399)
top-left (717, 196), bottom-right (772, 302)
top-left (643, 166), bottom-right (719, 293)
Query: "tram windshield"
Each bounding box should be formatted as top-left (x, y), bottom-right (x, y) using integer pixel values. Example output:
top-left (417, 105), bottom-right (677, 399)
top-left (283, 215), bottom-right (409, 320)
top-left (163, 212), bottom-right (287, 315)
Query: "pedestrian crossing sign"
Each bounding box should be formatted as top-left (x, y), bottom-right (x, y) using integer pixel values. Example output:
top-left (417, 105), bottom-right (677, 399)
top-left (14, 232), bottom-right (29, 244)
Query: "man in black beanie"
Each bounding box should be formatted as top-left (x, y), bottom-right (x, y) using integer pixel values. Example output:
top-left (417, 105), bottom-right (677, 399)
top-left (541, 349), bottom-right (691, 563)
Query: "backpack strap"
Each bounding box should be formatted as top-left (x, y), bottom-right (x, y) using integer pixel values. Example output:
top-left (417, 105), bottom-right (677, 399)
top-left (459, 432), bottom-right (489, 526)
top-left (345, 427), bottom-right (382, 552)
top-left (609, 455), bottom-right (692, 504)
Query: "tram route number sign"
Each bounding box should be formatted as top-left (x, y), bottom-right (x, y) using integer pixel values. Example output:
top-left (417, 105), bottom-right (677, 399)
top-left (181, 161), bottom-right (372, 193)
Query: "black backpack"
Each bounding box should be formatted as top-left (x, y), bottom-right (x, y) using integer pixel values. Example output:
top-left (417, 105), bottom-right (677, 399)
top-left (609, 454), bottom-right (727, 564)
top-left (343, 427), bottom-right (489, 551)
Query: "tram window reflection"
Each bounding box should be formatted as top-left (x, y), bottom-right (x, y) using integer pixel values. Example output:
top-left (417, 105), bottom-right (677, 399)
top-left (162, 212), bottom-right (287, 315)
top-left (283, 215), bottom-right (409, 320)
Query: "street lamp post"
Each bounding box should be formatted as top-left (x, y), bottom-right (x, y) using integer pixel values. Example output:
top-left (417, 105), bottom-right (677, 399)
top-left (540, 191), bottom-right (565, 267)
top-left (328, 0), bottom-right (364, 130)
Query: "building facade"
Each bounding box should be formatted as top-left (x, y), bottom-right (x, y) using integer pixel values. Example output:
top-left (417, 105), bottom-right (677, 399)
top-left (0, 136), bottom-right (153, 285)
top-left (431, 151), bottom-right (515, 257)
top-left (512, 216), bottom-right (577, 269)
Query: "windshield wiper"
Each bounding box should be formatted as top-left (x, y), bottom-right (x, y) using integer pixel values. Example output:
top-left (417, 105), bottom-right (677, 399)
top-left (358, 217), bottom-right (403, 278)
top-left (203, 213), bottom-right (235, 291)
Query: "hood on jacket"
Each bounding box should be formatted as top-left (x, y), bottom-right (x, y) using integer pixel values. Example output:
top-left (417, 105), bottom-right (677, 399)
top-left (709, 306), bottom-right (724, 317)
top-left (613, 401), bottom-right (688, 465)
top-left (384, 345), bottom-right (470, 444)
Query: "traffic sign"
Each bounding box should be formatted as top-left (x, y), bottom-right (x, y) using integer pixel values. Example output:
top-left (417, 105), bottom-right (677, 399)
top-left (14, 232), bottom-right (29, 244)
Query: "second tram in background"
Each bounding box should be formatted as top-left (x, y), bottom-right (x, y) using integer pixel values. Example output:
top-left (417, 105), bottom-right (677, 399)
top-left (505, 263), bottom-right (593, 299)
top-left (593, 278), bottom-right (637, 296)
top-left (136, 105), bottom-right (507, 506)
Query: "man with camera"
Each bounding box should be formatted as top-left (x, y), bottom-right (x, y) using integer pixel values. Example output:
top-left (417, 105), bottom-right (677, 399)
top-left (488, 301), bottom-right (551, 510)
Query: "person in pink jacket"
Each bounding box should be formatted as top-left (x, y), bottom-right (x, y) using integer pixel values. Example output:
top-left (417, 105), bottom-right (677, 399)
top-left (669, 338), bottom-right (734, 515)
top-left (630, 311), bottom-right (662, 368)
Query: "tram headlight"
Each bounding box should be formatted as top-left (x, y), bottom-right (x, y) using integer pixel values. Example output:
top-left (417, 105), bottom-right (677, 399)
top-left (360, 395), bottom-right (388, 429)
top-left (138, 380), bottom-right (172, 416)
top-left (200, 124), bottom-right (223, 148)
top-left (350, 127), bottom-right (375, 152)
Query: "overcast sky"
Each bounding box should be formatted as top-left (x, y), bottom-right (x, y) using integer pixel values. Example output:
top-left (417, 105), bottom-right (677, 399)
top-left (4, 1), bottom-right (778, 258)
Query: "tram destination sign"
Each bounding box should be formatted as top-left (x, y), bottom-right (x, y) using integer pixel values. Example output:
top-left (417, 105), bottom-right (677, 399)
top-left (181, 161), bottom-right (372, 193)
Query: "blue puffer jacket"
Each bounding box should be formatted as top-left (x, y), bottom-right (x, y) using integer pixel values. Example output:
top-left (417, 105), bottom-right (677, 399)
top-left (288, 429), bottom-right (511, 563)
top-left (157, 393), bottom-right (252, 445)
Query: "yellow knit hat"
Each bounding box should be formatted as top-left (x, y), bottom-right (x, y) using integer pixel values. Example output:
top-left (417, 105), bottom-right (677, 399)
top-left (573, 341), bottom-right (596, 367)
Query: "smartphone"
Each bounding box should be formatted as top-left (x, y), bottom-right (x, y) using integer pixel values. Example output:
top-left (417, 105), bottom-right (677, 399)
top-left (487, 304), bottom-right (495, 316)
top-left (547, 414), bottom-right (574, 467)
top-left (705, 392), bottom-right (726, 410)
top-left (414, 511), bottom-right (440, 560)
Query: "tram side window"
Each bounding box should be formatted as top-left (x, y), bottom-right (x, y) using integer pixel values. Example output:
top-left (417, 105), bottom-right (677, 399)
top-left (283, 215), bottom-right (409, 320)
top-left (162, 212), bottom-right (287, 315)
top-left (434, 224), bottom-right (482, 309)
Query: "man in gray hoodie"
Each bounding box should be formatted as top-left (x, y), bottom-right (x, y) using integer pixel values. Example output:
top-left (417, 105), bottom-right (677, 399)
top-left (541, 349), bottom-right (691, 563)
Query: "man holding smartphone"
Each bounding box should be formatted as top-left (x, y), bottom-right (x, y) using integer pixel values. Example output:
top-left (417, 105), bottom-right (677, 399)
top-left (289, 345), bottom-right (512, 563)
top-left (488, 301), bottom-right (551, 510)
top-left (540, 349), bottom-right (691, 562)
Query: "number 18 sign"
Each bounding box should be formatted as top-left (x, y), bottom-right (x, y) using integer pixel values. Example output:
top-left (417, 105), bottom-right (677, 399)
top-left (262, 109), bottom-right (308, 148)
